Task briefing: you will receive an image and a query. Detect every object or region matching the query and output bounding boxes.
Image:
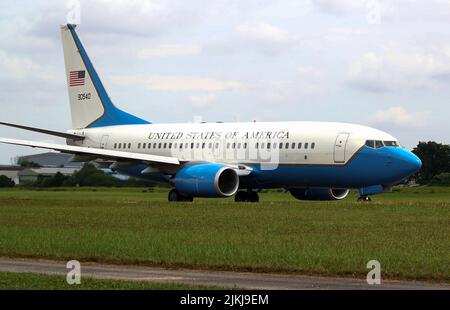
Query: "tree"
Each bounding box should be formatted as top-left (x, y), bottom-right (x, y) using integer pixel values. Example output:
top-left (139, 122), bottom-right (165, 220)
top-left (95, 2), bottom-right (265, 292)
top-left (64, 163), bottom-right (122, 187)
top-left (412, 141), bottom-right (450, 184)
top-left (430, 173), bottom-right (450, 186)
top-left (0, 175), bottom-right (15, 188)
top-left (18, 159), bottom-right (41, 168)
top-left (34, 172), bottom-right (69, 187)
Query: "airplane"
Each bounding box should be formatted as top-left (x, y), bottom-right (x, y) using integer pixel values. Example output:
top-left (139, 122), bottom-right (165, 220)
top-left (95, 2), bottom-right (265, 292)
top-left (0, 24), bottom-right (422, 202)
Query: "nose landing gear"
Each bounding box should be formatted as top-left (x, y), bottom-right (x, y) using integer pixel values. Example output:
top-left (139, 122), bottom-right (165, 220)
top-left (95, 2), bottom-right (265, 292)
top-left (357, 195), bottom-right (372, 202)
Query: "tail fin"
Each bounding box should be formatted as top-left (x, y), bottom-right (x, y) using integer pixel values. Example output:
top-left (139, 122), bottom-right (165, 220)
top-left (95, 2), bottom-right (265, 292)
top-left (60, 24), bottom-right (150, 129)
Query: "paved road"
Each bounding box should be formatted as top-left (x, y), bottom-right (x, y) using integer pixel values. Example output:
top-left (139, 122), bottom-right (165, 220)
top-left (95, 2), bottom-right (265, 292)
top-left (0, 258), bottom-right (448, 290)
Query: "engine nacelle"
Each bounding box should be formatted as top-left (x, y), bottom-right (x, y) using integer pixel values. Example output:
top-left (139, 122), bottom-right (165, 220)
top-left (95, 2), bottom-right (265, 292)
top-left (173, 163), bottom-right (239, 198)
top-left (289, 187), bottom-right (350, 201)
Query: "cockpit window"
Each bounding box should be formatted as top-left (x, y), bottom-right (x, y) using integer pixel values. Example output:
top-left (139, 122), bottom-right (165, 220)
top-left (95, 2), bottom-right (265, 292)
top-left (365, 140), bottom-right (386, 149)
top-left (365, 140), bottom-right (375, 148)
top-left (384, 141), bottom-right (399, 147)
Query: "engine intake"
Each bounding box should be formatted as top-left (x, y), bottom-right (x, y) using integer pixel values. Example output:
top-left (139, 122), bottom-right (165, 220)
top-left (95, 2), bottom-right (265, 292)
top-left (289, 187), bottom-right (350, 201)
top-left (173, 163), bottom-right (239, 198)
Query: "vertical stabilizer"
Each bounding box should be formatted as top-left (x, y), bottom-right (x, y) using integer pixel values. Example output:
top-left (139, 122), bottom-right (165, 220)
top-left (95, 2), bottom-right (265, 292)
top-left (60, 24), bottom-right (149, 129)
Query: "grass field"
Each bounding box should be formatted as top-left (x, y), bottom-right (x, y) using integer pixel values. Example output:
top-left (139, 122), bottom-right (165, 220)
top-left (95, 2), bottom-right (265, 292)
top-left (0, 272), bottom-right (216, 290)
top-left (0, 186), bottom-right (449, 282)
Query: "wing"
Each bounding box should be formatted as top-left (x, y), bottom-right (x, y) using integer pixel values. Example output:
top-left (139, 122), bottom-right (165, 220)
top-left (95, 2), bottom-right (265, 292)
top-left (0, 138), bottom-right (179, 166)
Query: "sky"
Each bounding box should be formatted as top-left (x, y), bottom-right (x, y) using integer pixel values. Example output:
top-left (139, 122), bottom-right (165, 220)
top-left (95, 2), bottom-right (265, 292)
top-left (0, 0), bottom-right (449, 164)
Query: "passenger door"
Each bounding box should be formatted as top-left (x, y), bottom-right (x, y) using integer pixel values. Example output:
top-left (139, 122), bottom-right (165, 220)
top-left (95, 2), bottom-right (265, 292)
top-left (334, 133), bottom-right (349, 163)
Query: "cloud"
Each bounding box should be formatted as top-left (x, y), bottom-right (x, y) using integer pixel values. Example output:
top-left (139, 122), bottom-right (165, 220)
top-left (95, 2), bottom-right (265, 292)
top-left (110, 75), bottom-right (244, 92)
top-left (312, 0), bottom-right (450, 21)
top-left (348, 47), bottom-right (450, 93)
top-left (137, 44), bottom-right (201, 58)
top-left (373, 106), bottom-right (429, 128)
top-left (236, 23), bottom-right (289, 43)
top-left (312, 0), bottom-right (368, 16)
top-left (208, 22), bottom-right (299, 55)
top-left (31, 0), bottom-right (204, 38)
top-left (188, 93), bottom-right (217, 108)
top-left (0, 51), bottom-right (58, 86)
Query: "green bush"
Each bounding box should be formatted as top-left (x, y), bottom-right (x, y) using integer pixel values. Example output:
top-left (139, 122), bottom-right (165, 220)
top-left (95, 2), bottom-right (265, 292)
top-left (430, 173), bottom-right (450, 186)
top-left (0, 175), bottom-right (15, 188)
top-left (25, 163), bottom-right (155, 188)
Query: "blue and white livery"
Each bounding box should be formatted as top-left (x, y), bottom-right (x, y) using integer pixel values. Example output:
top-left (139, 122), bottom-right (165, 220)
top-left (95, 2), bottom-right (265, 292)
top-left (0, 25), bottom-right (422, 202)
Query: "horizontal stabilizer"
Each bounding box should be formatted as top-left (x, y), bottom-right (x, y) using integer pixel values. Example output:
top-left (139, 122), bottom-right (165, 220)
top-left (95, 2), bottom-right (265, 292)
top-left (0, 121), bottom-right (85, 140)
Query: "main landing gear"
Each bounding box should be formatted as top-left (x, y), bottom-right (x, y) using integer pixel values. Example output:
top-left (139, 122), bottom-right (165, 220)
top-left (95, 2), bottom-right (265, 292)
top-left (234, 190), bottom-right (259, 203)
top-left (168, 189), bottom-right (193, 202)
top-left (357, 195), bottom-right (372, 202)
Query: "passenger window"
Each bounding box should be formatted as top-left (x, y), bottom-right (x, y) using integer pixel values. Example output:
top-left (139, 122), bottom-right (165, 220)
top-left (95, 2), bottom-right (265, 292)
top-left (114, 143), bottom-right (117, 149)
top-left (237, 143), bottom-right (241, 149)
top-left (273, 143), bottom-right (277, 148)
top-left (191, 143), bottom-right (194, 148)
top-left (157, 143), bottom-right (161, 149)
top-left (169, 143), bottom-right (172, 149)
top-left (261, 143), bottom-right (265, 149)
top-left (291, 143), bottom-right (295, 149)
top-left (305, 143), bottom-right (309, 149)
top-left (243, 143), bottom-right (247, 149)
top-left (153, 143), bottom-right (157, 148)
top-left (215, 143), bottom-right (219, 149)
top-left (209, 143), bottom-right (212, 149)
top-left (227, 143), bottom-right (230, 149)
top-left (232, 143), bottom-right (235, 149)
top-left (163, 143), bottom-right (166, 149)
top-left (128, 143), bottom-right (131, 149)
top-left (142, 143), bottom-right (146, 149)
top-left (298, 143), bottom-right (302, 149)
top-left (311, 143), bottom-right (315, 149)
top-left (375, 140), bottom-right (384, 148)
top-left (173, 143), bottom-right (177, 148)
top-left (118, 143), bottom-right (122, 149)
top-left (279, 143), bottom-right (283, 149)
top-left (256, 142), bottom-right (259, 149)
top-left (196, 143), bottom-right (200, 148)
top-left (179, 143), bottom-right (183, 149)
top-left (285, 143), bottom-right (289, 149)
top-left (137, 143), bottom-right (141, 149)
top-left (267, 143), bottom-right (271, 149)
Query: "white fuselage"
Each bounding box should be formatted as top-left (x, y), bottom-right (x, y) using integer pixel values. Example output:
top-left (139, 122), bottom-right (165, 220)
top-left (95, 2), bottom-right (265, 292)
top-left (69, 121), bottom-right (398, 166)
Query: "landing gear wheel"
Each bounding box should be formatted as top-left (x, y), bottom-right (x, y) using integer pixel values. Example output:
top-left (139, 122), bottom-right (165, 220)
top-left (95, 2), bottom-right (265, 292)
top-left (234, 191), bottom-right (259, 203)
top-left (234, 191), bottom-right (247, 202)
top-left (357, 196), bottom-right (372, 202)
top-left (248, 191), bottom-right (259, 203)
top-left (168, 189), bottom-right (193, 202)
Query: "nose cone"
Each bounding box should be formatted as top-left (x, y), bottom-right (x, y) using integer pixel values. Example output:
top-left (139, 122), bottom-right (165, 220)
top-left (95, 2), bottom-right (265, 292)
top-left (409, 152), bottom-right (422, 172)
top-left (398, 149), bottom-right (422, 176)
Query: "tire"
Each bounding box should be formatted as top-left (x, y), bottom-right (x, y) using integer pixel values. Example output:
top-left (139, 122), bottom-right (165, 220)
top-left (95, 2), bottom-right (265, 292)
top-left (234, 191), bottom-right (247, 202)
top-left (168, 189), bottom-right (180, 202)
top-left (248, 191), bottom-right (259, 203)
top-left (357, 196), bottom-right (372, 202)
top-left (168, 189), bottom-right (193, 202)
top-left (235, 191), bottom-right (259, 203)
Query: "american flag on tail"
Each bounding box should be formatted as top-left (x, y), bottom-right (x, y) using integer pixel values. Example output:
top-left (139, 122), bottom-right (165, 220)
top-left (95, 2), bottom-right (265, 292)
top-left (69, 70), bottom-right (85, 86)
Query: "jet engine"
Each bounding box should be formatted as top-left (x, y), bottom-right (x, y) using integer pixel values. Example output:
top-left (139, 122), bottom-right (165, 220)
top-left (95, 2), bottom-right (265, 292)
top-left (173, 163), bottom-right (239, 198)
top-left (289, 187), bottom-right (350, 201)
